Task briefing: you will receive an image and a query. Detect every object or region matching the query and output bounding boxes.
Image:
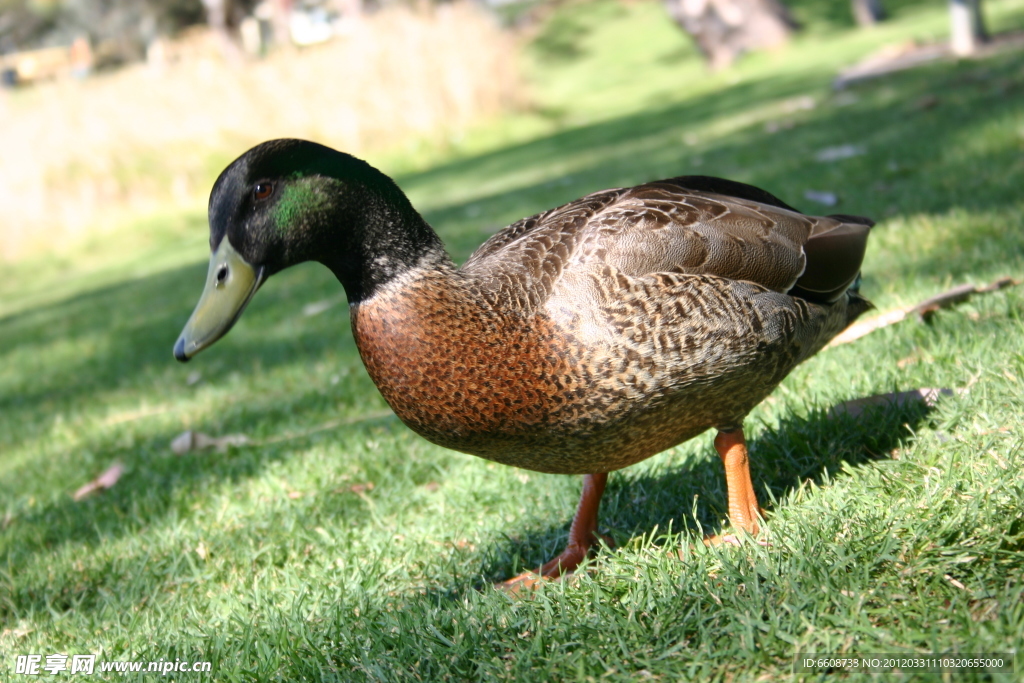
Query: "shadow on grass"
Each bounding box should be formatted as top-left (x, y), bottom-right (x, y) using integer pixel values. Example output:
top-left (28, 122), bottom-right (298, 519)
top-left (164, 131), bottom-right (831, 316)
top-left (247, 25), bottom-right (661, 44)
top-left (0, 415), bottom-right (397, 617)
top-left (479, 396), bottom-right (933, 585)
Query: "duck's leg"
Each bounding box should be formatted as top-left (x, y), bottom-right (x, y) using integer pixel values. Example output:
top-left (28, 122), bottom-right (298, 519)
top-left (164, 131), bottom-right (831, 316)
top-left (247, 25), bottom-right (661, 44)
top-left (705, 428), bottom-right (763, 546)
top-left (497, 472), bottom-right (608, 591)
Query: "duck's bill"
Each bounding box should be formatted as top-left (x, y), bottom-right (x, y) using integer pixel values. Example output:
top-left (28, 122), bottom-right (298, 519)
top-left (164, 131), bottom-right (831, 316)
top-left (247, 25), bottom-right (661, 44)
top-left (174, 238), bottom-right (265, 362)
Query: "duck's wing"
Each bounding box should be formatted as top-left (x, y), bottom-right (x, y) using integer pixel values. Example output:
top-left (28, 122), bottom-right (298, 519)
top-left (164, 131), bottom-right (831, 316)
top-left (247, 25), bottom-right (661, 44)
top-left (462, 176), bottom-right (872, 309)
top-left (580, 177), bottom-right (874, 303)
top-left (461, 188), bottom-right (625, 310)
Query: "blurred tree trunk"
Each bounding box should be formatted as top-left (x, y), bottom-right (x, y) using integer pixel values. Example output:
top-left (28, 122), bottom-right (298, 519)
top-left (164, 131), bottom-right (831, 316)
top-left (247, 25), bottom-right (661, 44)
top-left (851, 0), bottom-right (885, 26)
top-left (664, 0), bottom-right (797, 70)
top-left (949, 0), bottom-right (988, 55)
top-left (270, 0), bottom-right (293, 49)
top-left (201, 0), bottom-right (243, 62)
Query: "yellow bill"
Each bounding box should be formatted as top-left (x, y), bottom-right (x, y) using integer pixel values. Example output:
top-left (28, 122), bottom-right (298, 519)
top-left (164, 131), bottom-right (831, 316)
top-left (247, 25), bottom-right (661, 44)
top-left (173, 238), bottom-right (265, 362)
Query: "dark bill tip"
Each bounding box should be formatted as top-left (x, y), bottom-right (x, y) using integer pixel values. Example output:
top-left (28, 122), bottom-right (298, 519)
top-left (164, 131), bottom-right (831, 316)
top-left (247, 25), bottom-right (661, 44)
top-left (173, 337), bottom-right (190, 363)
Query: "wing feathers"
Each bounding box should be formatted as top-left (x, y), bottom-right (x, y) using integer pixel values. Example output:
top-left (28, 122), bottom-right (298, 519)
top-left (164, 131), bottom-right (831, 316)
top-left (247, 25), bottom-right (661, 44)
top-left (462, 176), bottom-right (872, 310)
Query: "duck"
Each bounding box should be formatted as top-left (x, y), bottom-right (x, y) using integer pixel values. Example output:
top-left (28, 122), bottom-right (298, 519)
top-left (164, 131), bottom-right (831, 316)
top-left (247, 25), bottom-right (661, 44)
top-left (173, 138), bottom-right (872, 589)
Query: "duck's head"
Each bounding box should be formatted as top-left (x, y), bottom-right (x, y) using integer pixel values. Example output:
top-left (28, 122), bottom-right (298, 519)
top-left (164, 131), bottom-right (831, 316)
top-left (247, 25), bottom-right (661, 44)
top-left (173, 138), bottom-right (439, 362)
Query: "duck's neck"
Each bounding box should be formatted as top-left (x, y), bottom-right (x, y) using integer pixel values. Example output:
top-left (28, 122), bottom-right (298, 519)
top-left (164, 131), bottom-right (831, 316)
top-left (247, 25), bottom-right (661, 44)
top-left (309, 169), bottom-right (455, 303)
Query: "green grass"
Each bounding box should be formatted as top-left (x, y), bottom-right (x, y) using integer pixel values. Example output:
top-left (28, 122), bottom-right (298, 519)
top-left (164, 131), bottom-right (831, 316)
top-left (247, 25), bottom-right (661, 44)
top-left (3, 0), bottom-right (1024, 680)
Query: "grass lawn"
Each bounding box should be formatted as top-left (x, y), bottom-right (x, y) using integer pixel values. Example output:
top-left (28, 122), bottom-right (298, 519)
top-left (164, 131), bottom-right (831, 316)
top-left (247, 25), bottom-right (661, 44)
top-left (2, 0), bottom-right (1024, 680)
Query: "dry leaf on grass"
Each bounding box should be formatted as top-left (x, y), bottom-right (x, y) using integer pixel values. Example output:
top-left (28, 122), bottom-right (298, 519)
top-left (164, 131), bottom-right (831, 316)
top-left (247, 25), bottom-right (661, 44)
top-left (1, 626), bottom-right (34, 640)
top-left (944, 574), bottom-right (968, 591)
top-left (170, 430), bottom-right (249, 455)
top-left (815, 144), bottom-right (865, 162)
top-left (72, 462), bottom-right (125, 501)
top-left (302, 299), bottom-right (339, 316)
top-left (804, 190), bottom-right (839, 206)
top-left (828, 276), bottom-right (1021, 347)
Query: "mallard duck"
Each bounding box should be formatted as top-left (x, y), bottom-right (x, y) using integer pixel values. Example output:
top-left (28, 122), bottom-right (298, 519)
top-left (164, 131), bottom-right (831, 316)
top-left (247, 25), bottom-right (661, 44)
top-left (174, 139), bottom-right (872, 588)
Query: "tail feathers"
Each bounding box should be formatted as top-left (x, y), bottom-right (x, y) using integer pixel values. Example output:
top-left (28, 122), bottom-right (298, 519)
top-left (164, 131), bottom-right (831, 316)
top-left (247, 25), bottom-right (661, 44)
top-left (789, 221), bottom-right (872, 304)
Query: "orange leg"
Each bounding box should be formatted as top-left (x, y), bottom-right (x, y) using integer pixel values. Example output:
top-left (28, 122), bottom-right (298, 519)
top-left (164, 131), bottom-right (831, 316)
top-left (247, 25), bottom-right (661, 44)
top-left (705, 428), bottom-right (763, 546)
top-left (498, 472), bottom-right (609, 592)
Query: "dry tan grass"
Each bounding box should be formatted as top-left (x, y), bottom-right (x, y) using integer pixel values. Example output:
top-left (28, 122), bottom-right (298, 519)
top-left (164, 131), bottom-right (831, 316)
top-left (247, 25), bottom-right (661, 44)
top-left (0, 3), bottom-right (522, 261)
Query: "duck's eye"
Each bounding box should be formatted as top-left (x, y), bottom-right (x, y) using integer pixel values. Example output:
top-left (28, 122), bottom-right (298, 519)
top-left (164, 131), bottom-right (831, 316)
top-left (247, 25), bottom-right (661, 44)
top-left (254, 182), bottom-right (274, 200)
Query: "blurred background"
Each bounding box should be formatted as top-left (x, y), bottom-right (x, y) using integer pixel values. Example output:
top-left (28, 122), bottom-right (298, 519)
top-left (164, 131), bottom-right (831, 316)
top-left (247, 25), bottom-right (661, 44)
top-left (0, 0), bottom-right (1015, 261)
top-left (1, 0), bottom-right (523, 259)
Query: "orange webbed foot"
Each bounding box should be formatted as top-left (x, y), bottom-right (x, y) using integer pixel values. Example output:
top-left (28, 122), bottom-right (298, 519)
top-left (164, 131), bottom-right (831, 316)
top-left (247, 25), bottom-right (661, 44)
top-left (495, 545), bottom-right (590, 593)
top-left (495, 473), bottom-right (609, 594)
top-left (697, 428), bottom-right (769, 548)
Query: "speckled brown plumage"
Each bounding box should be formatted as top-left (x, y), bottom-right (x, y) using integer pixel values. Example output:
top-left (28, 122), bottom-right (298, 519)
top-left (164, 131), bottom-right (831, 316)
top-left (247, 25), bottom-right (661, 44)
top-left (351, 180), bottom-right (871, 475)
top-left (176, 139), bottom-right (874, 585)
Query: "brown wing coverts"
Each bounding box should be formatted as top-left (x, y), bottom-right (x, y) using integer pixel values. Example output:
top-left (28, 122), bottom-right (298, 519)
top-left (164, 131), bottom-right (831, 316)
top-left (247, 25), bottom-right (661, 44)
top-left (463, 176), bottom-right (870, 309)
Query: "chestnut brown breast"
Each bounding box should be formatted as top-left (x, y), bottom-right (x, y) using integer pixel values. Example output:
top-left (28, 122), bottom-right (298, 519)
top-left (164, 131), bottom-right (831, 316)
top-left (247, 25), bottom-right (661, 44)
top-left (351, 269), bottom-right (601, 472)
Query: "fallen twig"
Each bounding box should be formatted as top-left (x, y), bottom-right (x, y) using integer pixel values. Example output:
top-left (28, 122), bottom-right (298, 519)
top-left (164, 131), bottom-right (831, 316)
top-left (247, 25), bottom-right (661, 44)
top-left (828, 276), bottom-right (1021, 347)
top-left (72, 462), bottom-right (125, 501)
